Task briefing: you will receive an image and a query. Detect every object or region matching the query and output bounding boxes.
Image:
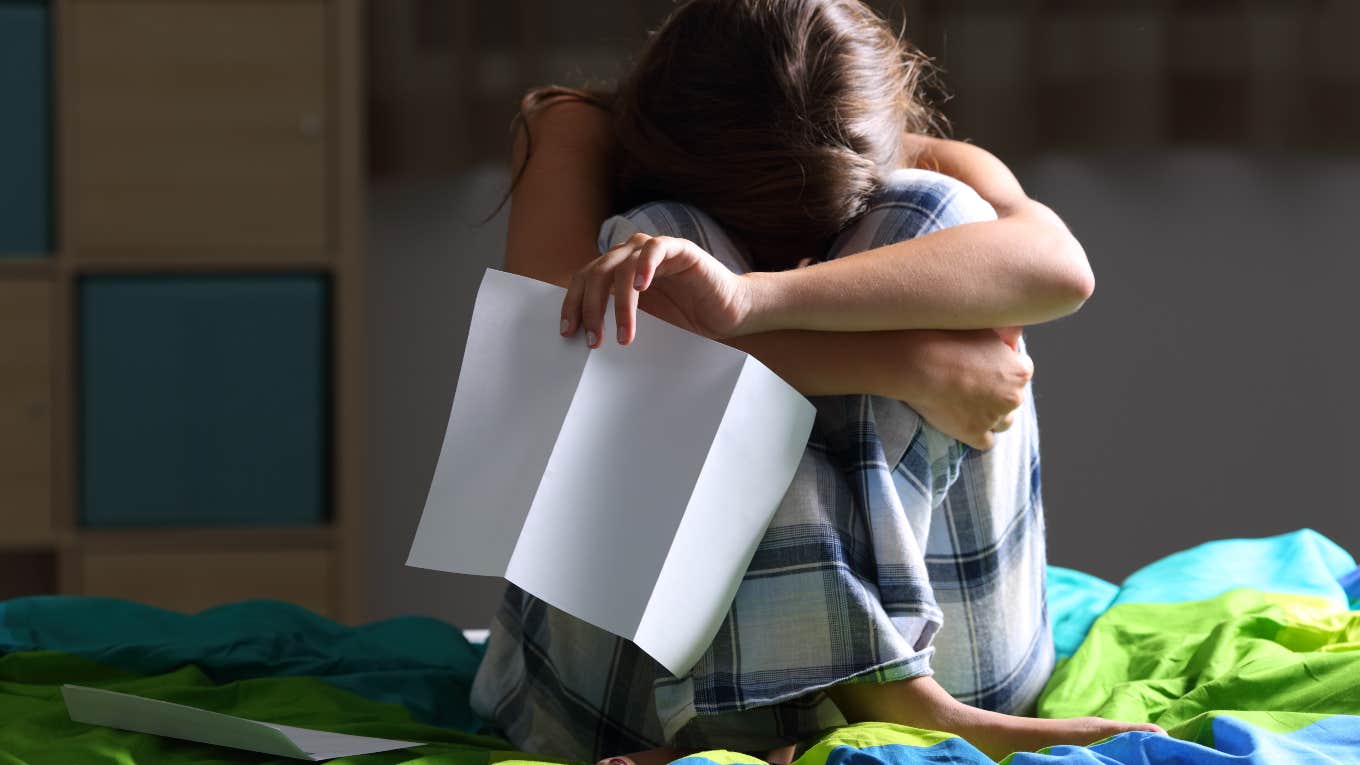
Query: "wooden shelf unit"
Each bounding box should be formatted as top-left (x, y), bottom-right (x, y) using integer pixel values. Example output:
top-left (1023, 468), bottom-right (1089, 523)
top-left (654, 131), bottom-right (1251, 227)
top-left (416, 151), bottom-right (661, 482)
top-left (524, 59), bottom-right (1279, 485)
top-left (0, 0), bottom-right (366, 622)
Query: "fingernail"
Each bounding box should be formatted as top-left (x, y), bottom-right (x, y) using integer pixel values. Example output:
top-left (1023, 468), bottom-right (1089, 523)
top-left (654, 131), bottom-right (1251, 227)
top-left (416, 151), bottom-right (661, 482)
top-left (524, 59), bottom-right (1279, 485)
top-left (633, 273), bottom-right (645, 290)
top-left (560, 318), bottom-right (570, 335)
top-left (618, 329), bottom-right (628, 345)
top-left (587, 330), bottom-right (597, 347)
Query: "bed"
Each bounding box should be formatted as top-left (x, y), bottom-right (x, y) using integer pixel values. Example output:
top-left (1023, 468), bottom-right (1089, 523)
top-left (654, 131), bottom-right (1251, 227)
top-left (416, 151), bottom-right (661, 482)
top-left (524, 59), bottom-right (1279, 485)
top-left (1, 528), bottom-right (1356, 764)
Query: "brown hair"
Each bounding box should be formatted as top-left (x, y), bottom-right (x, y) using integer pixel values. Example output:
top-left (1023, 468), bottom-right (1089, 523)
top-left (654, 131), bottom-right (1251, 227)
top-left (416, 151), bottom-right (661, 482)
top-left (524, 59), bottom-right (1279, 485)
top-left (510, 0), bottom-right (943, 270)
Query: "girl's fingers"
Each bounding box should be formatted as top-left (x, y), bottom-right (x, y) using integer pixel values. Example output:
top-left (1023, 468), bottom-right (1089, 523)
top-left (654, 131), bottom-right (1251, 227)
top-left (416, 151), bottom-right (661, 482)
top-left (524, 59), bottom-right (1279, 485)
top-left (581, 262), bottom-right (616, 348)
top-left (649, 237), bottom-right (699, 279)
top-left (562, 232), bottom-right (712, 348)
top-left (564, 234), bottom-right (648, 339)
top-left (995, 325), bottom-right (1022, 351)
top-left (589, 246), bottom-right (644, 347)
top-left (615, 237), bottom-right (677, 344)
top-left (614, 256), bottom-right (640, 344)
top-left (633, 238), bottom-right (668, 291)
top-left (561, 269), bottom-right (587, 337)
top-left (605, 232), bottom-right (650, 262)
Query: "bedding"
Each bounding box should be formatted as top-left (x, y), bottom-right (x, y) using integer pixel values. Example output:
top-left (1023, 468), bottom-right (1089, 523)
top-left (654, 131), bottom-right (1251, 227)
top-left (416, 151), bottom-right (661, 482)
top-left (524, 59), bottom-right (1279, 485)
top-left (0, 528), bottom-right (1356, 764)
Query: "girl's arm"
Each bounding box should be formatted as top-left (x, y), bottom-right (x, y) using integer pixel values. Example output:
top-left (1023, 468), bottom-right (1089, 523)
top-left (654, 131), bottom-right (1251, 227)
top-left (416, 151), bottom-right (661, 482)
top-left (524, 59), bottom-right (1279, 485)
top-left (739, 135), bottom-right (1092, 334)
top-left (727, 327), bottom-right (1032, 450)
top-left (502, 99), bottom-right (616, 289)
top-left (505, 100), bottom-right (1031, 449)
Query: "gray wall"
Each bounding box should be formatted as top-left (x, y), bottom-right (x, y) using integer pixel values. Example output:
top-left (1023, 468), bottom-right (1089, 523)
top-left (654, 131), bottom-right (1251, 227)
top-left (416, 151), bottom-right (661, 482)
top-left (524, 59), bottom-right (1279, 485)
top-left (367, 150), bottom-right (1360, 628)
top-left (366, 169), bottom-right (509, 626)
top-left (1021, 150), bottom-right (1360, 577)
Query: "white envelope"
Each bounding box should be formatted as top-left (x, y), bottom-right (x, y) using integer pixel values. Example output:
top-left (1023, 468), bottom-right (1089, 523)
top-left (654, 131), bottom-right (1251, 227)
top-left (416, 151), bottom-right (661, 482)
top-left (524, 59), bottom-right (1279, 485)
top-left (407, 268), bottom-right (815, 676)
top-left (62, 685), bottom-right (424, 761)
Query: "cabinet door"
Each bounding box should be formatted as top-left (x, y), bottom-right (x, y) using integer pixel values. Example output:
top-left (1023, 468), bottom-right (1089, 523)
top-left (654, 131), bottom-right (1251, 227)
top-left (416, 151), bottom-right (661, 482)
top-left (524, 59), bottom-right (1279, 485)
top-left (64, 0), bottom-right (328, 258)
top-left (0, 279), bottom-right (52, 544)
top-left (80, 275), bottom-right (328, 529)
top-left (0, 1), bottom-right (51, 256)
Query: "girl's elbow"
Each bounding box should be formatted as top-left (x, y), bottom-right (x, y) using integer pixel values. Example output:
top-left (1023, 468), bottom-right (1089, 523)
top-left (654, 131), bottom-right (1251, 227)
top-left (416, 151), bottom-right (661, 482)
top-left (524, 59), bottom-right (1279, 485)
top-left (1051, 231), bottom-right (1095, 312)
top-left (1013, 202), bottom-right (1093, 314)
top-left (1068, 248), bottom-right (1096, 305)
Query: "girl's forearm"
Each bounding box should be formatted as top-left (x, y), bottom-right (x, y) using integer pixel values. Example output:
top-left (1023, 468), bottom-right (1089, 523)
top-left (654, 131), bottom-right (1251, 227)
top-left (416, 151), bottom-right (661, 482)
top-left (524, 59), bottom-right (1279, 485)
top-left (734, 134), bottom-right (1095, 336)
top-left (729, 324), bottom-right (1034, 451)
top-left (724, 328), bottom-right (926, 398)
top-left (631, 287), bottom-right (928, 399)
top-left (738, 211), bottom-right (1093, 334)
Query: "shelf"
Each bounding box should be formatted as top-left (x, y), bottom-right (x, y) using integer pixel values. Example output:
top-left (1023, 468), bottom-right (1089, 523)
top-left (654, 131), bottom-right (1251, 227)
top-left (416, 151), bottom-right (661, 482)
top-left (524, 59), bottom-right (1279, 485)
top-left (63, 251), bottom-right (334, 273)
top-left (66, 542), bottom-right (335, 617)
top-left (0, 258), bottom-right (55, 276)
top-left (68, 525), bottom-right (337, 553)
top-left (0, 537), bottom-right (57, 552)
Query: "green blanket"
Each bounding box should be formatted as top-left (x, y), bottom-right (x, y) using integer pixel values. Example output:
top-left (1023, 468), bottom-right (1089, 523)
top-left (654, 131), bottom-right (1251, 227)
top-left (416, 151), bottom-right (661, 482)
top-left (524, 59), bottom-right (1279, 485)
top-left (2, 529), bottom-right (1357, 764)
top-left (0, 598), bottom-right (516, 764)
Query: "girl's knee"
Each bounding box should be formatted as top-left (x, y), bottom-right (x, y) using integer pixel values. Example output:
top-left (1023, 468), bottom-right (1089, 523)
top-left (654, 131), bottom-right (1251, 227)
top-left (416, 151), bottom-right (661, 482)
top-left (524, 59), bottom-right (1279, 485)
top-left (831, 169), bottom-right (997, 256)
top-left (597, 200), bottom-right (707, 253)
top-left (877, 168), bottom-right (997, 228)
top-left (597, 200), bottom-right (751, 273)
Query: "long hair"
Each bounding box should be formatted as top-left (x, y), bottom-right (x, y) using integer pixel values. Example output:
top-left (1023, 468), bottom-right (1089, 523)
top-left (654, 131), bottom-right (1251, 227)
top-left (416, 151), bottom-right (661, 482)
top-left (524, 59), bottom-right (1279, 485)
top-left (508, 0), bottom-right (944, 271)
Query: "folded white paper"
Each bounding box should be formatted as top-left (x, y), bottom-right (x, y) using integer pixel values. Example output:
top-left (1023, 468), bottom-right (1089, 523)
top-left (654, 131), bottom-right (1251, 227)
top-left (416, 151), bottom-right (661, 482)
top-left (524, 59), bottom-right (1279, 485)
top-left (407, 268), bottom-right (815, 676)
top-left (62, 685), bottom-right (424, 761)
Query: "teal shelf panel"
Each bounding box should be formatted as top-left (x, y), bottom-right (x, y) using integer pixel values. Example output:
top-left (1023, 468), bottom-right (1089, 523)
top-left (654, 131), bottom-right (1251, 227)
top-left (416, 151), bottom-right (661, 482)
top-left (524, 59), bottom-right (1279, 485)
top-left (0, 1), bottom-right (51, 256)
top-left (80, 275), bottom-right (329, 528)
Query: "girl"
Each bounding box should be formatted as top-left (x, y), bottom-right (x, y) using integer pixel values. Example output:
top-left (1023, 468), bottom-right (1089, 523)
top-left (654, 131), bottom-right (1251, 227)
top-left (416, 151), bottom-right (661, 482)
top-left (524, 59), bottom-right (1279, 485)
top-left (471, 1), bottom-right (1162, 763)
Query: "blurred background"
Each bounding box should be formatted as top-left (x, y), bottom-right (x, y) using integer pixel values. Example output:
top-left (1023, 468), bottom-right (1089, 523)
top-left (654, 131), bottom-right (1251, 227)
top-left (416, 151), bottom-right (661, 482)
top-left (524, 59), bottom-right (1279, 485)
top-left (2, 0), bottom-right (1357, 630)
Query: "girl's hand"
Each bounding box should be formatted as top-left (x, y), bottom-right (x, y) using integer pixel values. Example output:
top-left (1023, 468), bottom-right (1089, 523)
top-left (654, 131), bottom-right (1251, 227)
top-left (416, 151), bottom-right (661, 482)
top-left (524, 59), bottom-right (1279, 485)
top-left (900, 329), bottom-right (1034, 451)
top-left (560, 232), bottom-right (753, 346)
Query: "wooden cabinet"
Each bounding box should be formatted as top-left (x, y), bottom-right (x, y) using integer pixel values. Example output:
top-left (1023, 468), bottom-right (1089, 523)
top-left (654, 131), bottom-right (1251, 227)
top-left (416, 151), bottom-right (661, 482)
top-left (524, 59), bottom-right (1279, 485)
top-left (0, 279), bottom-right (52, 546)
top-left (0, 0), bottom-right (371, 622)
top-left (63, 0), bottom-right (329, 259)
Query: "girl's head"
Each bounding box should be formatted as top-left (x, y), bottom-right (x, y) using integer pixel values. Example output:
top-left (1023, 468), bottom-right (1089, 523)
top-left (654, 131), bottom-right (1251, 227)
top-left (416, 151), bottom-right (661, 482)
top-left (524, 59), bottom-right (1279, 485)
top-left (611, 0), bottom-right (941, 268)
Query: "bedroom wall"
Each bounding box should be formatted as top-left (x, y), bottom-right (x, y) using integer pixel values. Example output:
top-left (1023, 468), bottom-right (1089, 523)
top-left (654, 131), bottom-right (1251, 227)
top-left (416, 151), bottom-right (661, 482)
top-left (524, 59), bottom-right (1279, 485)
top-left (366, 170), bottom-right (511, 625)
top-left (365, 151), bottom-right (1360, 629)
top-left (1020, 151), bottom-right (1360, 579)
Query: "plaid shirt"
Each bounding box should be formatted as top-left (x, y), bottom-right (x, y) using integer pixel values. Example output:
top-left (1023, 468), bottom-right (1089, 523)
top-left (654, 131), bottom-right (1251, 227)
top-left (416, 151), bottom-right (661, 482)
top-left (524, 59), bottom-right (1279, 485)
top-left (471, 170), bottom-right (1055, 760)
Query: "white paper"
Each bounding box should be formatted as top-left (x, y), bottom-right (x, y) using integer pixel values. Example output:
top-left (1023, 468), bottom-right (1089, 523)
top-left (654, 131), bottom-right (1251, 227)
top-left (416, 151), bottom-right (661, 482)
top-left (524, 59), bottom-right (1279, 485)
top-left (408, 269), bottom-right (815, 675)
top-left (62, 685), bottom-right (424, 761)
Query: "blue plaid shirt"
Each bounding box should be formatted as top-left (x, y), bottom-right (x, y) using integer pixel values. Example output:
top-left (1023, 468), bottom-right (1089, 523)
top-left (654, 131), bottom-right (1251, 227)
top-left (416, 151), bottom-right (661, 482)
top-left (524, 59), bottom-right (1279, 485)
top-left (472, 170), bottom-right (1055, 760)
